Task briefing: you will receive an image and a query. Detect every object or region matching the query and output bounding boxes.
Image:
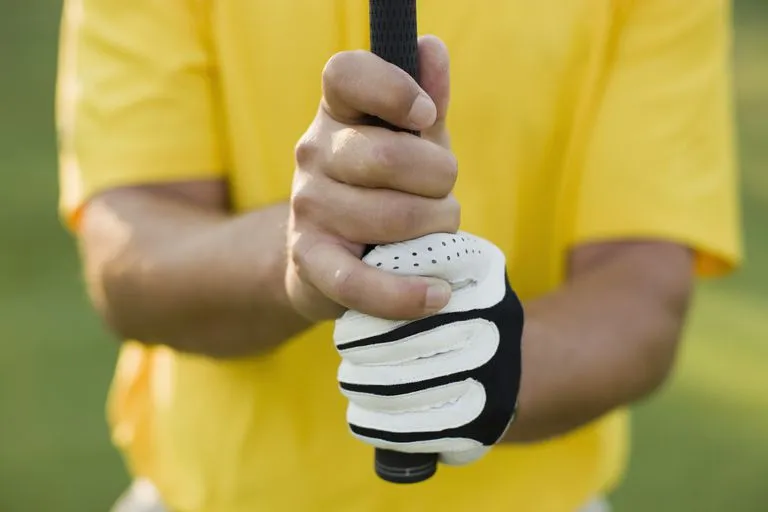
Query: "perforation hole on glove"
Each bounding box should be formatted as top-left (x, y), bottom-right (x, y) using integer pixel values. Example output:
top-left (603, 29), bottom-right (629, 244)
top-left (365, 234), bottom-right (485, 281)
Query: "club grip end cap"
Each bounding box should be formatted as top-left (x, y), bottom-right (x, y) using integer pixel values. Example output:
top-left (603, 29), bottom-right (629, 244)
top-left (374, 449), bottom-right (438, 484)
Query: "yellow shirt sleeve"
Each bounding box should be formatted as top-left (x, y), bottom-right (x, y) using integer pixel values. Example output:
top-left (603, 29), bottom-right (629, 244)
top-left (57, 0), bottom-right (226, 228)
top-left (573, 0), bottom-right (742, 276)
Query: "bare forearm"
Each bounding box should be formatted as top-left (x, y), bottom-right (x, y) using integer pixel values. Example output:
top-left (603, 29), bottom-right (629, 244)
top-left (504, 242), bottom-right (694, 443)
top-left (80, 192), bottom-right (310, 358)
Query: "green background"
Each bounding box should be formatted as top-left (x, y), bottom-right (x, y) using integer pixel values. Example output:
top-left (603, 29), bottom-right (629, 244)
top-left (0, 1), bottom-right (766, 511)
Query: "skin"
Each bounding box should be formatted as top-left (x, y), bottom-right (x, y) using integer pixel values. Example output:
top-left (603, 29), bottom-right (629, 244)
top-left (77, 36), bottom-right (693, 441)
top-left (506, 240), bottom-right (692, 442)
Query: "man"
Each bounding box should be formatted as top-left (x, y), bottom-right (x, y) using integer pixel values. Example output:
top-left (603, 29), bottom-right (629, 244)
top-left (57, 0), bottom-right (741, 511)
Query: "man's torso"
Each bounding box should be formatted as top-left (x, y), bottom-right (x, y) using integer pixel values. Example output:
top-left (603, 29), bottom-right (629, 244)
top-left (109, 1), bottom-right (630, 511)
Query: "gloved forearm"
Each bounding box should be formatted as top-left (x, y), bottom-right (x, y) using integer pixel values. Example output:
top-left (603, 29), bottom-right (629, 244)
top-left (335, 238), bottom-right (693, 462)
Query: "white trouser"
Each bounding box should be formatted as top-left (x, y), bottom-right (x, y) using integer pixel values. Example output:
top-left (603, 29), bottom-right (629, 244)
top-left (579, 498), bottom-right (612, 512)
top-left (111, 479), bottom-right (166, 512)
top-left (113, 478), bottom-right (611, 512)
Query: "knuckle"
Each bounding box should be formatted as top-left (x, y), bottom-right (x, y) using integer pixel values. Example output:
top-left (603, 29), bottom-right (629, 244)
top-left (295, 139), bottom-right (318, 169)
top-left (323, 51), bottom-right (350, 86)
top-left (290, 180), bottom-right (319, 219)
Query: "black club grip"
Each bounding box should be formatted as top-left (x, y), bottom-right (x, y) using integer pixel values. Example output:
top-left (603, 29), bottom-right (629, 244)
top-left (367, 0), bottom-right (440, 485)
top-left (367, 0), bottom-right (420, 135)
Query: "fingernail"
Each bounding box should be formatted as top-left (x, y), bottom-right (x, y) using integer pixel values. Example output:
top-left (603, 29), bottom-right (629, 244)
top-left (409, 93), bottom-right (437, 129)
top-left (425, 281), bottom-right (451, 312)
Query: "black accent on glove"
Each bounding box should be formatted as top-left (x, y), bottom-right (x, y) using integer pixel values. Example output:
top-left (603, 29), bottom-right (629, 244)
top-left (340, 275), bottom-right (523, 447)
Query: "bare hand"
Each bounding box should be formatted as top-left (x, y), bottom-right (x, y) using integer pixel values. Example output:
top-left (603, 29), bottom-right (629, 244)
top-left (286, 36), bottom-right (457, 321)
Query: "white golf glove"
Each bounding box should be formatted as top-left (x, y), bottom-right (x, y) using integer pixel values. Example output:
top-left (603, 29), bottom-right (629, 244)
top-left (334, 232), bottom-right (523, 466)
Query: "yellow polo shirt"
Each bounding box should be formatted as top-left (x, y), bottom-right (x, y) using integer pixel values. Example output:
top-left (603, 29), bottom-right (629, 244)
top-left (57, 0), bottom-right (741, 511)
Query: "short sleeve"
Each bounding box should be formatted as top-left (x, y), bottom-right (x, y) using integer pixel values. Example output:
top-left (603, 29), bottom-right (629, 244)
top-left (57, 0), bottom-right (226, 228)
top-left (573, 0), bottom-right (742, 276)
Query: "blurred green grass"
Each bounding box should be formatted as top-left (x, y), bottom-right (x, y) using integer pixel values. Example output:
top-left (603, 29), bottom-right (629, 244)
top-left (0, 2), bottom-right (765, 511)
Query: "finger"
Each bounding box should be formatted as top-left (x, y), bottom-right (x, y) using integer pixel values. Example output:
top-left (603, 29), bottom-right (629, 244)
top-left (418, 35), bottom-right (451, 148)
top-left (286, 261), bottom-right (347, 320)
top-left (322, 50), bottom-right (437, 131)
top-left (336, 319), bottom-right (497, 378)
top-left (345, 381), bottom-right (485, 432)
top-left (326, 125), bottom-right (457, 198)
top-left (340, 380), bottom-right (471, 414)
top-left (292, 176), bottom-right (460, 245)
top-left (293, 239), bottom-right (452, 320)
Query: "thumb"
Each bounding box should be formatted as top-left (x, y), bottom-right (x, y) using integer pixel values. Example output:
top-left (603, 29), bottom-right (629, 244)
top-left (418, 35), bottom-right (451, 148)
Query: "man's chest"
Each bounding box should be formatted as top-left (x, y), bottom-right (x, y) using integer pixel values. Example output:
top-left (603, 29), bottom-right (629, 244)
top-left (207, 0), bottom-right (614, 288)
top-left (209, 0), bottom-right (606, 124)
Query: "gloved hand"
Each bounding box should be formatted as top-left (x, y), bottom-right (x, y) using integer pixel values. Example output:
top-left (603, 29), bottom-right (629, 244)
top-left (333, 232), bottom-right (524, 465)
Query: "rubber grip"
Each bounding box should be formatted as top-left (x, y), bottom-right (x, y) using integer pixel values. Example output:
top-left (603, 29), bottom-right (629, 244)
top-left (367, 0), bottom-right (420, 134)
top-left (367, 0), bottom-right (440, 485)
